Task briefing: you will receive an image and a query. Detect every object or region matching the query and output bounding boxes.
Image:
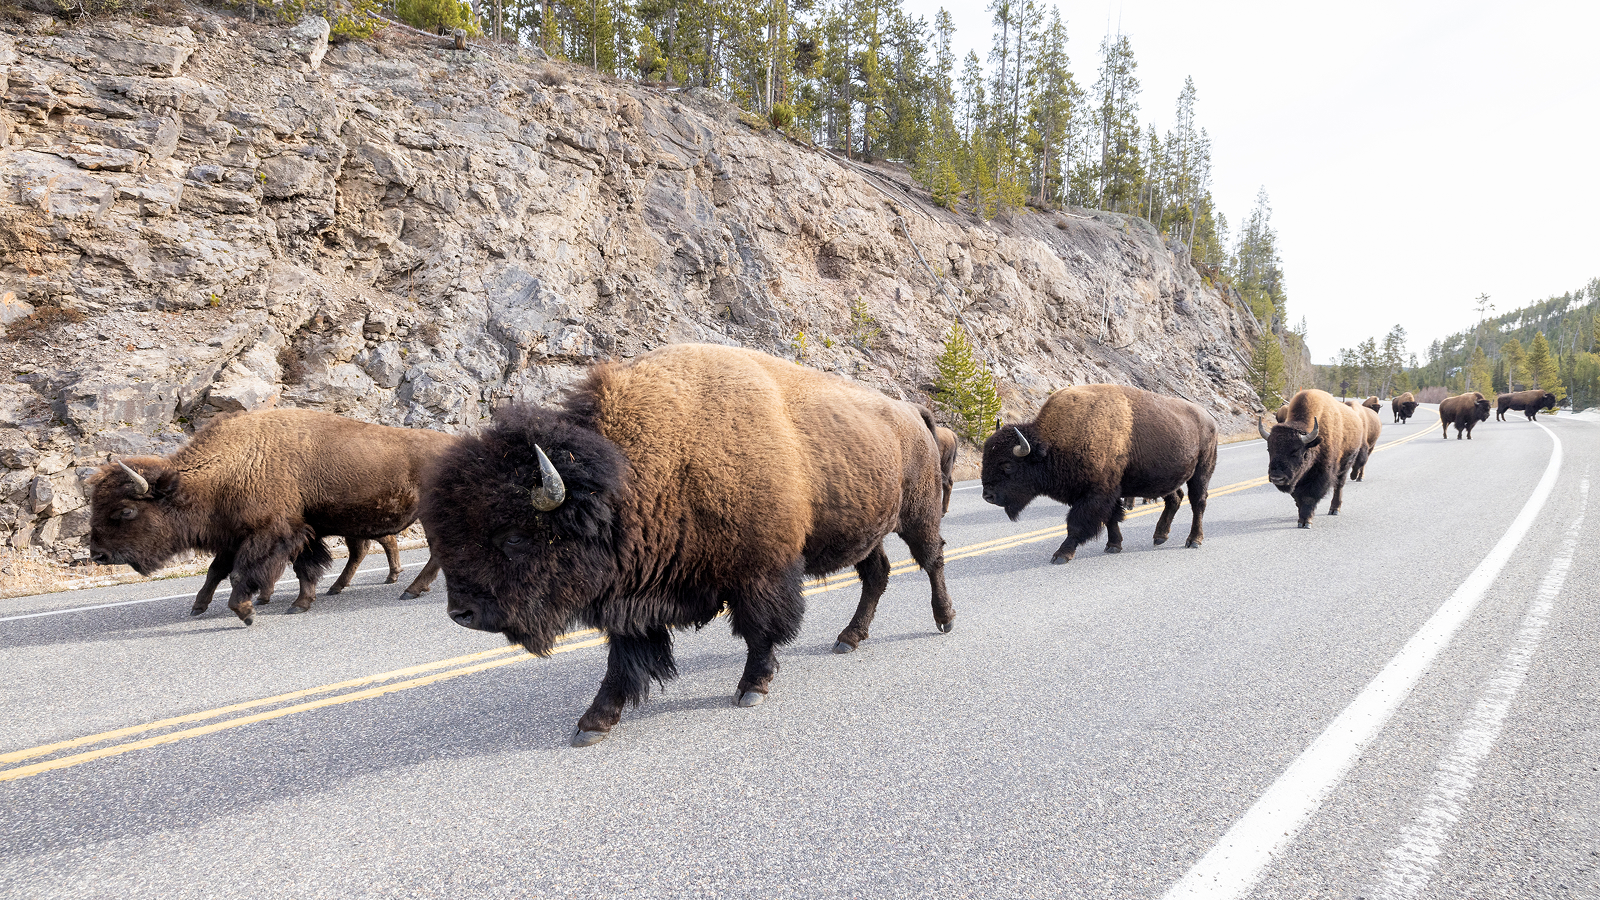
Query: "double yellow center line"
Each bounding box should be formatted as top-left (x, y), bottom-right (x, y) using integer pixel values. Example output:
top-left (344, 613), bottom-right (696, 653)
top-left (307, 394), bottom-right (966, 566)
top-left (0, 416), bottom-right (1438, 783)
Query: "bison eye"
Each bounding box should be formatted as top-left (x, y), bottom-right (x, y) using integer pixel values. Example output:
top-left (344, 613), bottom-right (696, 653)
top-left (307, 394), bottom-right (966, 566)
top-left (117, 507), bottom-right (138, 521)
top-left (496, 529), bottom-right (531, 556)
top-left (1001, 462), bottom-right (1016, 475)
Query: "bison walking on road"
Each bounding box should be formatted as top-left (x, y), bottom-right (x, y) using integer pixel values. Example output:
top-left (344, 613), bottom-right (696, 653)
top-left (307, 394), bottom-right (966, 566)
top-left (88, 409), bottom-right (453, 624)
top-left (1258, 389), bottom-right (1366, 528)
top-left (1391, 392), bottom-right (1418, 423)
top-left (980, 385), bottom-right (1216, 564)
top-left (1440, 392), bottom-right (1492, 439)
top-left (1344, 400), bottom-right (1383, 481)
top-left (1496, 390), bottom-right (1557, 422)
top-left (420, 344), bottom-right (956, 747)
top-left (1361, 396), bottom-right (1382, 415)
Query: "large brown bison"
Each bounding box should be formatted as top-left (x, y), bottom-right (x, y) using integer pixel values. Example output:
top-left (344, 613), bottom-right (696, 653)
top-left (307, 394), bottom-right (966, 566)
top-left (980, 385), bottom-right (1216, 563)
top-left (1258, 389), bottom-right (1366, 527)
top-left (1343, 400), bottom-right (1383, 481)
top-left (1496, 389), bottom-right (1558, 422)
top-left (1391, 392), bottom-right (1418, 423)
top-left (88, 409), bottom-right (453, 624)
top-left (1440, 391), bottom-right (1492, 439)
top-left (1362, 396), bottom-right (1382, 414)
top-left (419, 344), bottom-right (956, 747)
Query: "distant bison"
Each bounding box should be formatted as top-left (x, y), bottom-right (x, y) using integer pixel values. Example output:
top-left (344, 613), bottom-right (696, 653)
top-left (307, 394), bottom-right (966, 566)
top-left (1391, 392), bottom-right (1418, 423)
top-left (1258, 389), bottom-right (1366, 527)
top-left (1274, 404), bottom-right (1290, 423)
top-left (1440, 392), bottom-right (1492, 439)
top-left (88, 410), bottom-right (453, 624)
top-left (1362, 396), bottom-right (1382, 415)
top-left (1496, 389), bottom-right (1557, 422)
top-left (934, 425), bottom-right (959, 512)
top-left (420, 344), bottom-right (956, 747)
top-left (981, 385), bottom-right (1216, 563)
top-left (1343, 400), bottom-right (1383, 481)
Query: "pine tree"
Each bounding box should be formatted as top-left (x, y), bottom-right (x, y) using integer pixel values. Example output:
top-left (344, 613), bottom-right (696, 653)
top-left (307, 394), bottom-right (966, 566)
top-left (933, 325), bottom-right (1003, 441)
top-left (1528, 331), bottom-right (1564, 406)
top-left (1247, 332), bottom-right (1287, 410)
top-left (1501, 337), bottom-right (1527, 390)
top-left (1467, 346), bottom-right (1494, 397)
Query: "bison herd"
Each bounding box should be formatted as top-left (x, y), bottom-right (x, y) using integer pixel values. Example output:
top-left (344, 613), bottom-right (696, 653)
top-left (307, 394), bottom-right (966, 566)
top-left (82, 343), bottom-right (1553, 745)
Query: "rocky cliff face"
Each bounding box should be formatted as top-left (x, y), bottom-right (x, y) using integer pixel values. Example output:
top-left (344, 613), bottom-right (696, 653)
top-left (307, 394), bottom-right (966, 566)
top-left (0, 10), bottom-right (1265, 562)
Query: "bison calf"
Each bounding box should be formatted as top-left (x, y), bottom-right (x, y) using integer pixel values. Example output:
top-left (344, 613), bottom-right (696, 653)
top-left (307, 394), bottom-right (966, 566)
top-left (1259, 389), bottom-right (1366, 528)
top-left (88, 410), bottom-right (454, 624)
top-left (981, 385), bottom-right (1216, 563)
top-left (421, 344), bottom-right (956, 747)
top-left (1440, 392), bottom-right (1492, 439)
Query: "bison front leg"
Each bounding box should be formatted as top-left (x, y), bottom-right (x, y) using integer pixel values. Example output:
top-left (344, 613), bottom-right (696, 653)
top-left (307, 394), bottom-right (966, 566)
top-left (1103, 501), bottom-right (1126, 554)
top-left (834, 543), bottom-right (890, 653)
top-left (1152, 493), bottom-right (1182, 545)
top-left (191, 551), bottom-right (235, 616)
top-left (728, 563), bottom-right (806, 708)
top-left (287, 538), bottom-right (334, 614)
top-left (573, 627), bottom-right (676, 748)
top-left (398, 552), bottom-right (442, 600)
top-left (326, 537), bottom-right (370, 596)
top-left (900, 523), bottom-right (955, 635)
top-left (1052, 494), bottom-right (1115, 563)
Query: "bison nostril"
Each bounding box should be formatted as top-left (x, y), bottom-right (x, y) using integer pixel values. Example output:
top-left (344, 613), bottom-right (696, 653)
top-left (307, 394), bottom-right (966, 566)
top-left (91, 551), bottom-right (111, 564)
top-left (449, 608), bottom-right (476, 628)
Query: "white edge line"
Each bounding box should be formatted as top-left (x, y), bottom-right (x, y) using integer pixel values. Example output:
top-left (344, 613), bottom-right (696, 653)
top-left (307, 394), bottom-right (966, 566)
top-left (1161, 420), bottom-right (1564, 900)
top-left (0, 562), bottom-right (419, 623)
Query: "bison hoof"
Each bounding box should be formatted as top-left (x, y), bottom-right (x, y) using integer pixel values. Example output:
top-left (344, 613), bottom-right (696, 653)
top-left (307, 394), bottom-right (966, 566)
top-left (1185, 539), bottom-right (1202, 549)
top-left (1104, 544), bottom-right (1122, 554)
top-left (399, 591), bottom-right (419, 600)
top-left (937, 621), bottom-right (954, 634)
top-left (255, 597), bottom-right (270, 606)
top-left (325, 586), bottom-right (344, 596)
top-left (571, 728), bottom-right (609, 748)
top-left (832, 640), bottom-right (855, 654)
top-left (189, 607), bottom-right (206, 617)
top-left (286, 604), bottom-right (311, 615)
top-left (1328, 509), bottom-right (1339, 516)
top-left (1153, 535), bottom-right (1169, 546)
top-left (1050, 553), bottom-right (1073, 565)
top-left (384, 574), bottom-right (401, 585)
top-left (1298, 522), bottom-right (1312, 529)
top-left (737, 691), bottom-right (766, 708)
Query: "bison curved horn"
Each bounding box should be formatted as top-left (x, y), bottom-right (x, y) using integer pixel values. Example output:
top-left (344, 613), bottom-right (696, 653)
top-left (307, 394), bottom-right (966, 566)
top-left (530, 445), bottom-right (567, 512)
top-left (1301, 417), bottom-right (1320, 446)
top-left (1257, 417), bottom-right (1271, 441)
top-left (117, 460), bottom-right (151, 497)
top-left (1011, 427), bottom-right (1031, 458)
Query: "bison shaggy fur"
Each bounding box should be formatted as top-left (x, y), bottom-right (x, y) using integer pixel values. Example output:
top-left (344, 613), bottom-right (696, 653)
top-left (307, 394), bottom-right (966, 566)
top-left (1260, 389), bottom-right (1367, 528)
top-left (1440, 392), bottom-right (1492, 439)
top-left (1496, 389), bottom-right (1557, 422)
top-left (1392, 392), bottom-right (1419, 423)
top-left (980, 384), bottom-right (1216, 564)
top-left (88, 409), bottom-right (454, 624)
top-left (420, 344), bottom-right (956, 746)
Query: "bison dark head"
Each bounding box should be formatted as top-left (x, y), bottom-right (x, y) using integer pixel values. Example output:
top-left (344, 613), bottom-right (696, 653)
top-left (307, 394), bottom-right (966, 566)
top-left (87, 457), bottom-right (187, 575)
top-left (1475, 398), bottom-right (1492, 421)
top-left (1540, 392), bottom-right (1557, 411)
top-left (980, 424), bottom-right (1047, 521)
top-left (1400, 401), bottom-right (1419, 417)
top-left (1260, 417), bottom-right (1321, 493)
top-left (421, 404), bottom-right (628, 656)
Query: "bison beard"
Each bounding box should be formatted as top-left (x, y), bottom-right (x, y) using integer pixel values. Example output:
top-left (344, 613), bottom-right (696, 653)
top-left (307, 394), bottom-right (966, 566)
top-left (1261, 389), bottom-right (1365, 528)
top-left (421, 345), bottom-right (956, 747)
top-left (979, 384), bottom-right (1216, 563)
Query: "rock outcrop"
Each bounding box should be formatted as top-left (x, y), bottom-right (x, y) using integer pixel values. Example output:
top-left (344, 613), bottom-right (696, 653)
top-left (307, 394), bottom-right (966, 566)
top-left (0, 10), bottom-right (1265, 562)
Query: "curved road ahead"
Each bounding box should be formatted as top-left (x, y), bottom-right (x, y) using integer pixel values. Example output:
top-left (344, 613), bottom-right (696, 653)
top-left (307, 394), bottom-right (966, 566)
top-left (3, 407), bottom-right (1597, 899)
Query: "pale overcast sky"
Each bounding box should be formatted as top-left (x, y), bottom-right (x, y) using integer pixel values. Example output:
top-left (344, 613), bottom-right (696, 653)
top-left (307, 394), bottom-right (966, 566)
top-left (898, 0), bottom-right (1600, 363)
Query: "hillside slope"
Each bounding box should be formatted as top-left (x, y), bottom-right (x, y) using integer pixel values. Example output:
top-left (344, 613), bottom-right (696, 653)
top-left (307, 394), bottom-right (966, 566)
top-left (0, 10), bottom-right (1265, 561)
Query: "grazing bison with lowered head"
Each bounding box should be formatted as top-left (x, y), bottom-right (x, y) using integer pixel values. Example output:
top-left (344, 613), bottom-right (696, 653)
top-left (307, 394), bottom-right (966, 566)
top-left (1343, 400), bottom-right (1383, 481)
top-left (1258, 389), bottom-right (1366, 527)
top-left (934, 425), bottom-right (959, 513)
top-left (981, 385), bottom-right (1216, 563)
top-left (88, 409), bottom-right (453, 624)
top-left (420, 344), bottom-right (956, 747)
top-left (1440, 392), bottom-right (1492, 439)
top-left (1496, 389), bottom-right (1557, 422)
top-left (1392, 392), bottom-right (1418, 423)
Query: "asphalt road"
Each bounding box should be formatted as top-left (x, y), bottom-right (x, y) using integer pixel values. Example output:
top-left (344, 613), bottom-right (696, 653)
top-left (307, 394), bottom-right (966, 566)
top-left (3, 406), bottom-right (1597, 899)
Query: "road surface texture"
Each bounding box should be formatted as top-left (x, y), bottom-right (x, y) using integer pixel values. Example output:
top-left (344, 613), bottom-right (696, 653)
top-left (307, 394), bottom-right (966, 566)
top-left (3, 406), bottom-right (1596, 899)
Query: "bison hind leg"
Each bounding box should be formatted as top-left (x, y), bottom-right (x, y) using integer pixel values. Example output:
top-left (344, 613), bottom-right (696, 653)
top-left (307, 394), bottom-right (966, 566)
top-left (326, 538), bottom-right (369, 595)
top-left (288, 537), bottom-right (335, 613)
top-left (834, 544), bottom-right (890, 653)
